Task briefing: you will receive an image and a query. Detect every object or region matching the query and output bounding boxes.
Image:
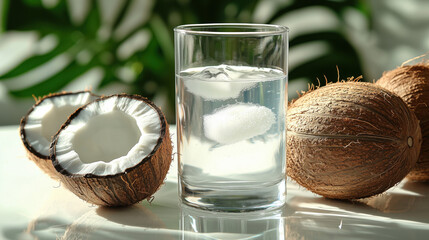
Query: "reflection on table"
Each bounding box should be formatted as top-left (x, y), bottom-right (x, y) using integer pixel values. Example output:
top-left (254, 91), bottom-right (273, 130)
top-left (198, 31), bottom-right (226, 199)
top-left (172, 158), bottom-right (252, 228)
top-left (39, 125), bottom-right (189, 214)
top-left (1, 125), bottom-right (429, 240)
top-left (180, 204), bottom-right (284, 239)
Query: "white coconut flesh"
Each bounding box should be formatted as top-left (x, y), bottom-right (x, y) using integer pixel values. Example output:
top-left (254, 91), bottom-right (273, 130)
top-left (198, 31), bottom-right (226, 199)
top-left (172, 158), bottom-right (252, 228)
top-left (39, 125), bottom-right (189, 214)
top-left (24, 92), bottom-right (96, 157)
top-left (53, 96), bottom-right (161, 176)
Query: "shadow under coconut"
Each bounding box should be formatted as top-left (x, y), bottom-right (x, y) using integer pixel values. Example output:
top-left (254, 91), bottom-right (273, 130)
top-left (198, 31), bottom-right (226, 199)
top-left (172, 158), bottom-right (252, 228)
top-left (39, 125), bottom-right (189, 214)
top-left (2, 217), bottom-right (70, 240)
top-left (285, 187), bottom-right (429, 239)
top-left (95, 204), bottom-right (165, 229)
top-left (356, 180), bottom-right (429, 222)
top-left (1, 184), bottom-right (91, 240)
top-left (1, 206), bottom-right (167, 240)
top-left (285, 212), bottom-right (428, 240)
top-left (61, 205), bottom-right (179, 240)
top-left (400, 180), bottom-right (429, 197)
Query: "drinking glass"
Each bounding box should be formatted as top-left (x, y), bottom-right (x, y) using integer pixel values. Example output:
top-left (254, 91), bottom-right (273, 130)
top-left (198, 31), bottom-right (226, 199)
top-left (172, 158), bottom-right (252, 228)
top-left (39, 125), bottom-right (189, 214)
top-left (175, 23), bottom-right (288, 212)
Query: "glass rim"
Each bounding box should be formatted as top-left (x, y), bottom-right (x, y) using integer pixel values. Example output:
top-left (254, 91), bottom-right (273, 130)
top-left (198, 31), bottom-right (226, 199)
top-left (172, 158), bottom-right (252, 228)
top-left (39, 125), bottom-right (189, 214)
top-left (174, 23), bottom-right (289, 36)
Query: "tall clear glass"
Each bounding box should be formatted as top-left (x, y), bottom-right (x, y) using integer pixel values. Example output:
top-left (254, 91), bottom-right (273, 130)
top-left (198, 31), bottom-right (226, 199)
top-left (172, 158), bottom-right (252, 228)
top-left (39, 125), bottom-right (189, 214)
top-left (175, 23), bottom-right (288, 212)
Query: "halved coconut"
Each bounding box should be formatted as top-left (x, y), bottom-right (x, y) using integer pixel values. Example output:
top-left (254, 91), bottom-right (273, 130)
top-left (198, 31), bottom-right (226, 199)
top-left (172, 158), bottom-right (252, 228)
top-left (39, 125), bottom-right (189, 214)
top-left (50, 94), bottom-right (172, 207)
top-left (20, 91), bottom-right (98, 179)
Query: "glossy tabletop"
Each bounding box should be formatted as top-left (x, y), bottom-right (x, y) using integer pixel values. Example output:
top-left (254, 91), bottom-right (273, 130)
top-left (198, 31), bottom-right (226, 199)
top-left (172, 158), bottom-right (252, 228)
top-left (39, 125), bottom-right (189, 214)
top-left (0, 125), bottom-right (428, 240)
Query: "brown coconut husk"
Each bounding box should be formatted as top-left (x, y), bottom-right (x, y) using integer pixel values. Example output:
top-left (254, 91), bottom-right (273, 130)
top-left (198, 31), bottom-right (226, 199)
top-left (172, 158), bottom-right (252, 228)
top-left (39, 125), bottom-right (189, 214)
top-left (287, 81), bottom-right (422, 199)
top-left (50, 94), bottom-right (173, 207)
top-left (376, 62), bottom-right (429, 182)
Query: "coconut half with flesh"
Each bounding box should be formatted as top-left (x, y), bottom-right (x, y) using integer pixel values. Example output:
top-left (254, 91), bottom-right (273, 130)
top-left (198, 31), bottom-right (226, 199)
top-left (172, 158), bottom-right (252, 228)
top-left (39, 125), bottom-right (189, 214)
top-left (50, 94), bottom-right (172, 207)
top-left (20, 91), bottom-right (98, 179)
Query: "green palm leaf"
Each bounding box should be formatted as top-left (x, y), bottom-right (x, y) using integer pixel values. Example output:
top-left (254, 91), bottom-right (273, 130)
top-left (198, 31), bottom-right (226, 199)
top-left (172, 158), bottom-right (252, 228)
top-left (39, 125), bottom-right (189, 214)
top-left (1, 0), bottom-right (369, 120)
top-left (2, 0), bottom-right (169, 101)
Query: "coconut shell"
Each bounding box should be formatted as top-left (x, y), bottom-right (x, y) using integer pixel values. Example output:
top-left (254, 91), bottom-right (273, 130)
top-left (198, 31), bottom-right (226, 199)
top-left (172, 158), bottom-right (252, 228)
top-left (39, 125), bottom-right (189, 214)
top-left (19, 91), bottom-right (97, 179)
top-left (376, 63), bottom-right (429, 182)
top-left (287, 82), bottom-right (422, 199)
top-left (50, 94), bottom-right (173, 207)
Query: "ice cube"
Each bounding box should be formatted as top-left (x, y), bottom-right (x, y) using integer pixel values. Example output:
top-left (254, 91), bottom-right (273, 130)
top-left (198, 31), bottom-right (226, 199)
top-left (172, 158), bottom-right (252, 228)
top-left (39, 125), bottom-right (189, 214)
top-left (204, 103), bottom-right (276, 144)
top-left (194, 67), bottom-right (230, 81)
top-left (184, 66), bottom-right (256, 101)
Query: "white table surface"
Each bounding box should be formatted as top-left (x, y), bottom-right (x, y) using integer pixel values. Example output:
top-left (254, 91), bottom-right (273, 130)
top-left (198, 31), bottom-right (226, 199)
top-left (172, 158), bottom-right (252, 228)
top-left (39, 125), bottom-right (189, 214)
top-left (1, 125), bottom-right (429, 240)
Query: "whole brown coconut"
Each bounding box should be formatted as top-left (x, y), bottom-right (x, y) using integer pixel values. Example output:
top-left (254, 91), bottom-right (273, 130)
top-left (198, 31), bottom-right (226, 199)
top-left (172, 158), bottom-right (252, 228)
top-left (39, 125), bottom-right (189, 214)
top-left (50, 94), bottom-right (172, 207)
top-left (287, 81), bottom-right (422, 199)
top-left (376, 63), bottom-right (429, 182)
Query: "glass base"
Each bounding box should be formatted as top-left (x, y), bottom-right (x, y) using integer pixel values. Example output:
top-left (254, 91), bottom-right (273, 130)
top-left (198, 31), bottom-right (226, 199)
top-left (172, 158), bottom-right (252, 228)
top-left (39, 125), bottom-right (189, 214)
top-left (180, 179), bottom-right (286, 212)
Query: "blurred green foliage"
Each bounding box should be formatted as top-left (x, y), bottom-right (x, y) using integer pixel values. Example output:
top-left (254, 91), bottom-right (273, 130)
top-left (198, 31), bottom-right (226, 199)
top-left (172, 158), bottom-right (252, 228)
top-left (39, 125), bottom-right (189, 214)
top-left (0, 0), bottom-right (368, 118)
